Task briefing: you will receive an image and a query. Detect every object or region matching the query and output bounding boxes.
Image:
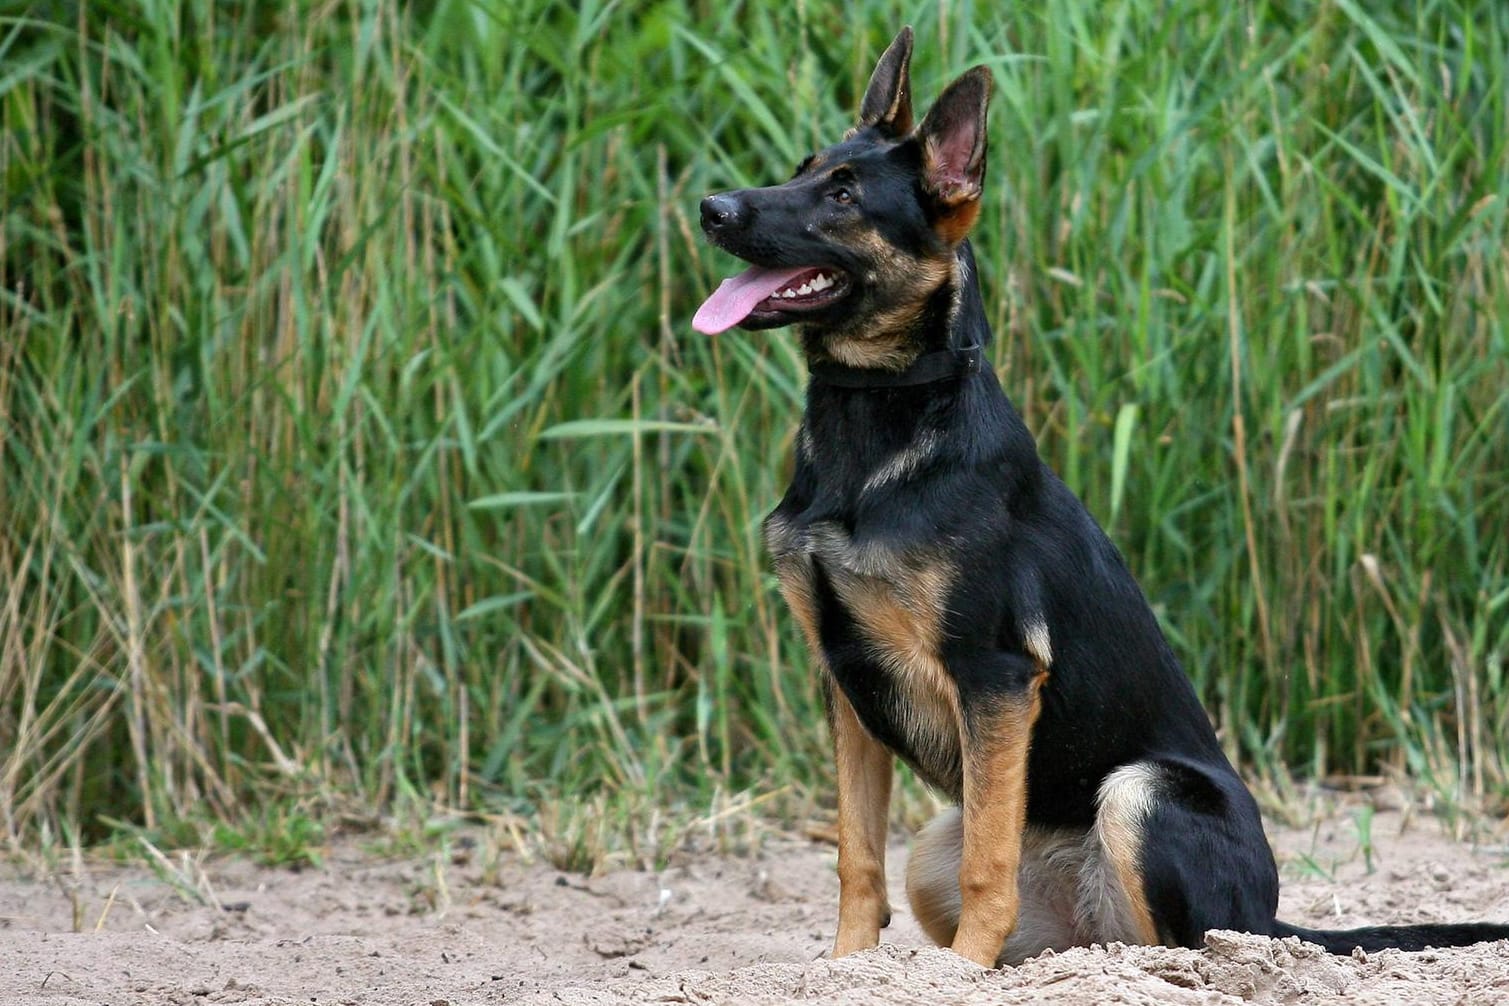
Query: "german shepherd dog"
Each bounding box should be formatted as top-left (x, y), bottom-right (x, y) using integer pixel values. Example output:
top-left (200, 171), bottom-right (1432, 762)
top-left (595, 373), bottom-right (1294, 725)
top-left (692, 27), bottom-right (1509, 968)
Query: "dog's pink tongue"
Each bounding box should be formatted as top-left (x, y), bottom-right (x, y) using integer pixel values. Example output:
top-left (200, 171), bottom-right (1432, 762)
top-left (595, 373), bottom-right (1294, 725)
top-left (692, 265), bottom-right (811, 334)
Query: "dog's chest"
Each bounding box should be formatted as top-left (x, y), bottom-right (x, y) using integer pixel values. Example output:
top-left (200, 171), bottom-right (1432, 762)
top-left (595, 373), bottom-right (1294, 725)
top-left (764, 510), bottom-right (963, 791)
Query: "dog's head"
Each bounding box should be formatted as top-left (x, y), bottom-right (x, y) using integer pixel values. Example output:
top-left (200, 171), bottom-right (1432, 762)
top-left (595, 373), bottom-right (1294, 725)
top-left (694, 27), bottom-right (992, 368)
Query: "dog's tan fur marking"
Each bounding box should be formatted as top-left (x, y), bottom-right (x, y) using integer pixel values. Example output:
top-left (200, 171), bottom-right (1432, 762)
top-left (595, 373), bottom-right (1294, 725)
top-left (772, 554), bottom-right (821, 654)
top-left (813, 235), bottom-right (955, 371)
top-left (765, 514), bottom-right (822, 657)
top-left (829, 688), bottom-right (895, 956)
top-left (825, 333), bottom-right (919, 371)
top-left (932, 199), bottom-right (982, 247)
top-left (950, 683), bottom-right (1044, 967)
top-left (1091, 762), bottom-right (1162, 946)
top-left (838, 560), bottom-right (961, 766)
top-left (803, 523), bottom-right (961, 753)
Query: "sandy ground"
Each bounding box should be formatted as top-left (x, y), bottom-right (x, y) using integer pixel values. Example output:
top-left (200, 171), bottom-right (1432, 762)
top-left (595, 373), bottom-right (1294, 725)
top-left (2, 801), bottom-right (1508, 1006)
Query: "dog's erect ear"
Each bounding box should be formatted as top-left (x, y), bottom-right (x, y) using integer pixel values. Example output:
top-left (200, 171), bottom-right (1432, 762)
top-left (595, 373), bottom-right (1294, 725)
top-left (858, 26), bottom-right (914, 135)
top-left (916, 66), bottom-right (992, 242)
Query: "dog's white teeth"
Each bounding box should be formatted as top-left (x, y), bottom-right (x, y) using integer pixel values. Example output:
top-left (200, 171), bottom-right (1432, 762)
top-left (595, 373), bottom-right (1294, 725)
top-left (769, 272), bottom-right (836, 302)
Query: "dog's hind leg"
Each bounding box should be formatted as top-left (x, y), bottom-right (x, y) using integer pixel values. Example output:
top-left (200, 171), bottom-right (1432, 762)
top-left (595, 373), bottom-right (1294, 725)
top-left (1112, 760), bottom-right (1279, 948)
top-left (907, 809), bottom-right (1083, 965)
top-left (908, 759), bottom-right (1276, 964)
top-left (1073, 759), bottom-right (1279, 949)
top-left (906, 807), bottom-right (964, 947)
top-left (1076, 762), bottom-right (1164, 946)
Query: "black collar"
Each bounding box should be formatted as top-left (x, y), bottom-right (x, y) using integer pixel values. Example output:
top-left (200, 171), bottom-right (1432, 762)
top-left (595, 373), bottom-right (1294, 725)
top-left (808, 344), bottom-right (983, 389)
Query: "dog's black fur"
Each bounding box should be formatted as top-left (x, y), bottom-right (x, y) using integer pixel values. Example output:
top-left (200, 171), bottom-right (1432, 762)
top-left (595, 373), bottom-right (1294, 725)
top-left (696, 26), bottom-right (1509, 967)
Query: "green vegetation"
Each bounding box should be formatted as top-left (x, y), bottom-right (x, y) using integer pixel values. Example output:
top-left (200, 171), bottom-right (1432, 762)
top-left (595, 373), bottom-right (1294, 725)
top-left (2, 1), bottom-right (1506, 853)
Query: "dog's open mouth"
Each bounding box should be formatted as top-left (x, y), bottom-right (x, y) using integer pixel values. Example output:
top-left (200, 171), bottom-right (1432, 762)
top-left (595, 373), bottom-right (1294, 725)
top-left (693, 265), bottom-right (850, 334)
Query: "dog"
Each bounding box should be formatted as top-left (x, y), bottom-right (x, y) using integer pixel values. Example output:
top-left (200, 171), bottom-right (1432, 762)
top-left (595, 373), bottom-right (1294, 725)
top-left (692, 26), bottom-right (1509, 968)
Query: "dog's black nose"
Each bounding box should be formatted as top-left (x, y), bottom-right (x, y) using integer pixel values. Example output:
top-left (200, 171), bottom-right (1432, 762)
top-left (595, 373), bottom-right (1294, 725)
top-left (700, 193), bottom-right (745, 232)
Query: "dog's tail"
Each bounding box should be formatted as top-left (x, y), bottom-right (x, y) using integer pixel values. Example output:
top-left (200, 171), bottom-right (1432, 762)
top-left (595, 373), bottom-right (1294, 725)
top-left (1271, 919), bottom-right (1509, 953)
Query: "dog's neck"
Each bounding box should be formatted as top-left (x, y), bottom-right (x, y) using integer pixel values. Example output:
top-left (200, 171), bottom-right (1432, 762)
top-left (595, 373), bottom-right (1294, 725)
top-left (793, 252), bottom-right (996, 492)
top-left (798, 242), bottom-right (989, 378)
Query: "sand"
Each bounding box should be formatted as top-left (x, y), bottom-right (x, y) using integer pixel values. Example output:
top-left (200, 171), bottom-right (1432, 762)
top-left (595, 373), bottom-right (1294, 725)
top-left (2, 804), bottom-right (1507, 1005)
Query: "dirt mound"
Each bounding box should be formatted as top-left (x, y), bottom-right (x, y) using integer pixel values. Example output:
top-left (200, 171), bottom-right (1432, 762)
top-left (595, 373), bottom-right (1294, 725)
top-left (535, 933), bottom-right (1508, 1006)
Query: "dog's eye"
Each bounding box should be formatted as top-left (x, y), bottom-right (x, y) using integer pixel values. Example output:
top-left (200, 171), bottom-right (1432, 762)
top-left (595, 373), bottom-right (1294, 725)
top-left (830, 188), bottom-right (854, 205)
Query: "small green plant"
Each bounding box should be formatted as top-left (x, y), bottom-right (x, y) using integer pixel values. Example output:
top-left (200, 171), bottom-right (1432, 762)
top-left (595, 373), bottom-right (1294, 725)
top-left (211, 814), bottom-right (326, 869)
top-left (1291, 853), bottom-right (1337, 884)
top-left (1353, 806), bottom-right (1378, 875)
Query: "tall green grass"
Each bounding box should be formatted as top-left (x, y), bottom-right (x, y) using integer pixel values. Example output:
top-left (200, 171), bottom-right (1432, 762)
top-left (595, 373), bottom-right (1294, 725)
top-left (2, 0), bottom-right (1506, 847)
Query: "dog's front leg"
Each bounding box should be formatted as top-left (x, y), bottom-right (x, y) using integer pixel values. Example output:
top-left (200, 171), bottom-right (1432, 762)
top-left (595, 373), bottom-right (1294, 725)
top-left (768, 530), bottom-right (895, 958)
top-left (950, 674), bottom-right (1045, 967)
top-left (829, 682), bottom-right (894, 957)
